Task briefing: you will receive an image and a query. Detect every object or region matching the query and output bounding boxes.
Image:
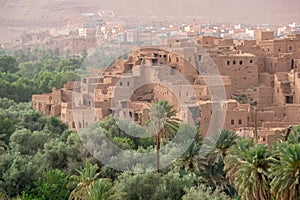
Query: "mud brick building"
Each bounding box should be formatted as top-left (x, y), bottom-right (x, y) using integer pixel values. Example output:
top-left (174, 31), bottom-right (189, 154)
top-left (33, 32), bottom-right (300, 144)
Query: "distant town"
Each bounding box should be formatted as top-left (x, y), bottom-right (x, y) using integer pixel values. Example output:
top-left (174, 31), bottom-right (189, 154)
top-left (1, 10), bottom-right (300, 55)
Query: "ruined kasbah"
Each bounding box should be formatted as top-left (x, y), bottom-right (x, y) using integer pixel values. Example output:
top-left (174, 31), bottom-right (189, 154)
top-left (32, 30), bottom-right (300, 144)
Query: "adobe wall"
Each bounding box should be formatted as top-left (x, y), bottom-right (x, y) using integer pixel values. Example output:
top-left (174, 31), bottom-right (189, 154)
top-left (212, 53), bottom-right (258, 91)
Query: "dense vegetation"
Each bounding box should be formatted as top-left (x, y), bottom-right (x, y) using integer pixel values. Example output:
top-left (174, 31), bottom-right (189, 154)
top-left (0, 49), bottom-right (83, 103)
top-left (0, 50), bottom-right (300, 199)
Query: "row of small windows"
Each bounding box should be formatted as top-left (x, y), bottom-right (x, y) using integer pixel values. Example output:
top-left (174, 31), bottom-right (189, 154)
top-left (263, 46), bottom-right (292, 52)
top-left (227, 60), bottom-right (253, 65)
top-left (119, 81), bottom-right (130, 86)
top-left (179, 92), bottom-right (189, 97)
top-left (231, 119), bottom-right (243, 125)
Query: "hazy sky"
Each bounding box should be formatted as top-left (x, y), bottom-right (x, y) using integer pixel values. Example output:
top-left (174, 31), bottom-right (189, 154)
top-left (0, 0), bottom-right (299, 25)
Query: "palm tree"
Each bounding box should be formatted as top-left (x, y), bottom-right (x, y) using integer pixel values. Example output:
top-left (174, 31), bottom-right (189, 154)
top-left (286, 126), bottom-right (300, 144)
top-left (145, 100), bottom-right (180, 172)
top-left (229, 144), bottom-right (273, 200)
top-left (198, 157), bottom-right (232, 193)
top-left (270, 143), bottom-right (300, 200)
top-left (224, 137), bottom-right (255, 184)
top-left (69, 161), bottom-right (101, 200)
top-left (202, 129), bottom-right (239, 163)
top-left (87, 178), bottom-right (125, 200)
top-left (177, 139), bottom-right (202, 172)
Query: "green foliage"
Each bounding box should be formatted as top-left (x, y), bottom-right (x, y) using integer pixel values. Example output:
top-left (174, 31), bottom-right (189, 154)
top-left (20, 168), bottom-right (71, 200)
top-left (0, 152), bottom-right (47, 196)
top-left (0, 52), bottom-right (83, 102)
top-left (114, 171), bottom-right (195, 200)
top-left (182, 185), bottom-right (233, 200)
top-left (270, 143), bottom-right (300, 200)
top-left (69, 161), bottom-right (101, 200)
top-left (226, 144), bottom-right (274, 200)
top-left (0, 55), bottom-right (18, 73)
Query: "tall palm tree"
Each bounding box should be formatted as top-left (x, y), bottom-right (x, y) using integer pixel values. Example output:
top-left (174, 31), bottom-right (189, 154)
top-left (69, 161), bottom-right (101, 200)
top-left (229, 144), bottom-right (273, 200)
top-left (270, 143), bottom-right (300, 200)
top-left (145, 100), bottom-right (180, 172)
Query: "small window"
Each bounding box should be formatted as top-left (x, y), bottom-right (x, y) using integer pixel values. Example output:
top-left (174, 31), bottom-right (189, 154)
top-left (227, 61), bottom-right (230, 65)
top-left (268, 48), bottom-right (270, 52)
top-left (127, 81), bottom-right (130, 86)
top-left (239, 60), bottom-right (243, 65)
top-left (250, 59), bottom-right (253, 63)
top-left (233, 60), bottom-right (236, 65)
top-left (278, 48), bottom-right (281, 52)
top-left (238, 119), bottom-right (242, 125)
top-left (231, 120), bottom-right (234, 125)
top-left (72, 122), bottom-right (75, 128)
top-left (176, 57), bottom-right (179, 62)
top-left (120, 82), bottom-right (123, 86)
top-left (198, 55), bottom-right (202, 61)
top-left (289, 46), bottom-right (292, 51)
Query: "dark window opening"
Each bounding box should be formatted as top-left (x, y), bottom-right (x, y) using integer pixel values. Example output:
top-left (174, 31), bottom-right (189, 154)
top-left (239, 60), bottom-right (243, 65)
top-left (289, 46), bottom-right (292, 51)
top-left (134, 113), bottom-right (139, 121)
top-left (198, 55), bottom-right (202, 61)
top-left (231, 119), bottom-right (234, 125)
top-left (120, 82), bottom-right (123, 86)
top-left (250, 59), bottom-right (253, 63)
top-left (72, 122), bottom-right (75, 128)
top-left (291, 59), bottom-right (294, 70)
top-left (127, 81), bottom-right (130, 86)
top-left (286, 96), bottom-right (293, 104)
top-left (227, 61), bottom-right (230, 65)
top-left (238, 119), bottom-right (242, 125)
top-left (233, 60), bottom-right (236, 65)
